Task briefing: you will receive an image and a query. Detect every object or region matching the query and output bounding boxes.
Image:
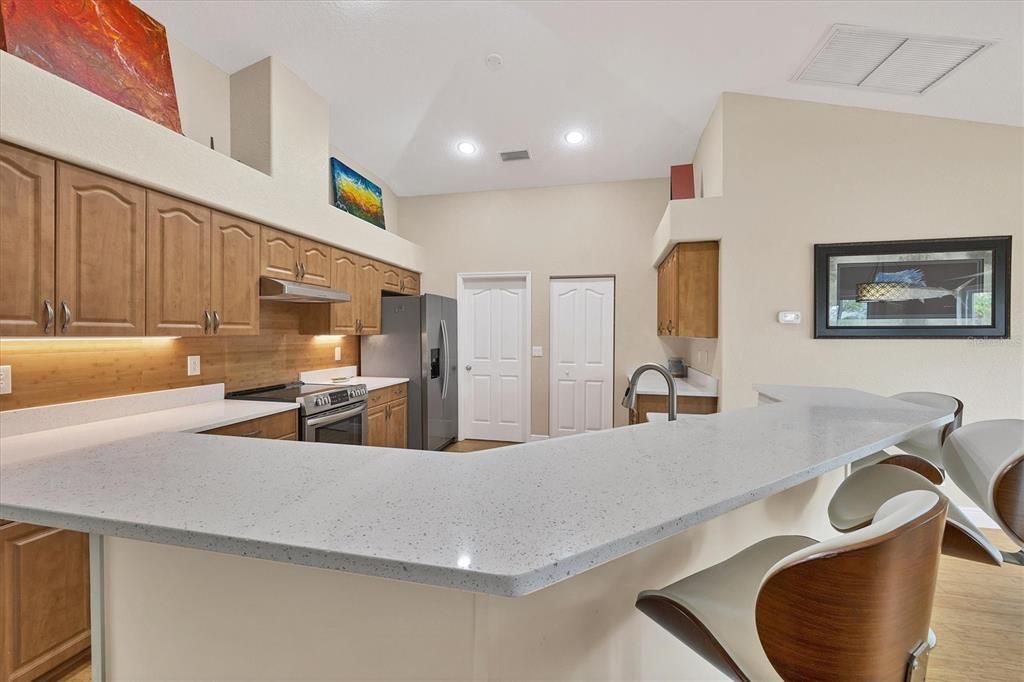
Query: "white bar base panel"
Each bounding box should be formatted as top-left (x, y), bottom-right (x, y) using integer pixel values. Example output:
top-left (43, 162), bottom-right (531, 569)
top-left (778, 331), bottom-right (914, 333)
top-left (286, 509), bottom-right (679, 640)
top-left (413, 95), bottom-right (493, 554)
top-left (101, 470), bottom-right (842, 680)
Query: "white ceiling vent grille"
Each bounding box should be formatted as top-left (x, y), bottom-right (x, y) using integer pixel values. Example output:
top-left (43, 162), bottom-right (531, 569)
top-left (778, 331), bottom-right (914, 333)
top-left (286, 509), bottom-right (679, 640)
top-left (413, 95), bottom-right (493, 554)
top-left (794, 25), bottom-right (992, 95)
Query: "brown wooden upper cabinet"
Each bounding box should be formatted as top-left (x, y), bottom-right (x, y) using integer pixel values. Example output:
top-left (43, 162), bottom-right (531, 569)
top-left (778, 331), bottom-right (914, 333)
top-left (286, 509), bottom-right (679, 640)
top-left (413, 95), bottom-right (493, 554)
top-left (0, 521), bottom-right (91, 681)
top-left (0, 143), bottom-right (55, 336)
top-left (400, 270), bottom-right (420, 295)
top-left (299, 239), bottom-right (331, 287)
top-left (329, 248), bottom-right (359, 335)
top-left (210, 212), bottom-right (261, 336)
top-left (355, 258), bottom-right (382, 334)
top-left (259, 226), bottom-right (331, 287)
top-left (57, 163), bottom-right (147, 336)
top-left (657, 241), bottom-right (719, 338)
top-left (147, 192), bottom-right (212, 336)
top-left (381, 264), bottom-right (402, 293)
top-left (147, 196), bottom-right (261, 336)
top-left (260, 226), bottom-right (300, 281)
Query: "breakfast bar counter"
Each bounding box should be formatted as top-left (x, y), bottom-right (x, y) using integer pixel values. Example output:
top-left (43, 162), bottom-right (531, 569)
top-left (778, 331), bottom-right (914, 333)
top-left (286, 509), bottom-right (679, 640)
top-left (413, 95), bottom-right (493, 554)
top-left (0, 385), bottom-right (953, 680)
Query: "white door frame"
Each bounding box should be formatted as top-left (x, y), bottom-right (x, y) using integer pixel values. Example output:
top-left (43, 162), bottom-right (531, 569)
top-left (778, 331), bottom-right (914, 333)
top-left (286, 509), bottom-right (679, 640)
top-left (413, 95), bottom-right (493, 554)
top-left (548, 276), bottom-right (616, 437)
top-left (456, 272), bottom-right (532, 442)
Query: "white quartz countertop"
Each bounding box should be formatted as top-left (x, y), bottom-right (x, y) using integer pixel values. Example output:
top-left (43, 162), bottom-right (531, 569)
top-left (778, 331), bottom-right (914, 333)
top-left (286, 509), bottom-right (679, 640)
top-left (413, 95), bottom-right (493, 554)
top-left (0, 399), bottom-right (297, 465)
top-left (0, 385), bottom-right (951, 597)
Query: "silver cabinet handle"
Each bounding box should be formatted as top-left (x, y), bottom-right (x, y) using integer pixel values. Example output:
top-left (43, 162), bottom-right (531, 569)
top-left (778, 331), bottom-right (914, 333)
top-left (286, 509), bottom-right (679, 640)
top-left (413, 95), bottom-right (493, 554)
top-left (298, 262), bottom-right (306, 280)
top-left (238, 430), bottom-right (262, 438)
top-left (204, 310), bottom-right (212, 333)
top-left (43, 300), bottom-right (54, 333)
top-left (295, 261), bottom-right (301, 279)
top-left (213, 310), bottom-right (222, 334)
top-left (60, 301), bottom-right (71, 334)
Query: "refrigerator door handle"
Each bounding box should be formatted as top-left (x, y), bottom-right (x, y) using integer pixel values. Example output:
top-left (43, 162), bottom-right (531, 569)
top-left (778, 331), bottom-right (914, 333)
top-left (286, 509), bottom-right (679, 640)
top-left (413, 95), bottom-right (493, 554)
top-left (440, 318), bottom-right (450, 400)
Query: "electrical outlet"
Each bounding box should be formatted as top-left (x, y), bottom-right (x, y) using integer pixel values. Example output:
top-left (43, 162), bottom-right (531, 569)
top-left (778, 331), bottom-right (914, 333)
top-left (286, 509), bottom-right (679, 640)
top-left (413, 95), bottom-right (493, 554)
top-left (0, 365), bottom-right (10, 395)
top-left (532, 346), bottom-right (544, 357)
top-left (335, 346), bottom-right (342, 361)
top-left (187, 355), bottom-right (201, 377)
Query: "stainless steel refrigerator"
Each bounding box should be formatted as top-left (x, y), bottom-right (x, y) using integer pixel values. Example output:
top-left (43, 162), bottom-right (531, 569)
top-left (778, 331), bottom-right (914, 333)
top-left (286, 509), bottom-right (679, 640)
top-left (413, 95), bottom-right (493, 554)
top-left (360, 294), bottom-right (458, 450)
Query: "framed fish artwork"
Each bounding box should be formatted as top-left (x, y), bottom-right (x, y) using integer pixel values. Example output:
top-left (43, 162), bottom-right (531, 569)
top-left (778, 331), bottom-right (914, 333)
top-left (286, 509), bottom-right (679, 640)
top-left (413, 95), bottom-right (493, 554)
top-left (331, 158), bottom-right (385, 229)
top-left (814, 236), bottom-right (1011, 338)
top-left (0, 0), bottom-right (182, 133)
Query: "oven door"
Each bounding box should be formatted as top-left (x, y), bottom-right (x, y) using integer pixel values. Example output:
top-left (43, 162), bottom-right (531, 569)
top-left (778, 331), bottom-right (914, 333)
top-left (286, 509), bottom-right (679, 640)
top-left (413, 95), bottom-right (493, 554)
top-left (303, 402), bottom-right (368, 445)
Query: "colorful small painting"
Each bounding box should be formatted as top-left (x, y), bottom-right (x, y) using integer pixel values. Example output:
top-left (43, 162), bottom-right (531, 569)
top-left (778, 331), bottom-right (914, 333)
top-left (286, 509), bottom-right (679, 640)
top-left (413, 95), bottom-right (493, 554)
top-left (0, 0), bottom-right (182, 133)
top-left (331, 158), bottom-right (385, 229)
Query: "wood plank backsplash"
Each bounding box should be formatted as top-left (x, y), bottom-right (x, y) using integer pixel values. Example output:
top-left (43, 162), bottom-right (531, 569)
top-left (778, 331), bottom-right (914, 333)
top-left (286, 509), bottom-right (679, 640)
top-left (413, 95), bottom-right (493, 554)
top-left (0, 302), bottom-right (359, 411)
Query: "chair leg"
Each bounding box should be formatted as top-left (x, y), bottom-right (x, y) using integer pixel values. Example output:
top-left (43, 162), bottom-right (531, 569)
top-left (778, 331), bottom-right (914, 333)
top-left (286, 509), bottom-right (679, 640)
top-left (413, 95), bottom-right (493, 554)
top-left (1001, 549), bottom-right (1024, 566)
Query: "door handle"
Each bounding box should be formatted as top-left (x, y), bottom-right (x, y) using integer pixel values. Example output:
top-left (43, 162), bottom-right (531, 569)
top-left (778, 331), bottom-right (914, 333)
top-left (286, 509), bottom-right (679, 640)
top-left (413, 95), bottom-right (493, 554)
top-left (465, 364), bottom-right (472, 371)
top-left (60, 301), bottom-right (71, 334)
top-left (213, 310), bottom-right (222, 334)
top-left (43, 300), bottom-right (54, 333)
top-left (204, 310), bottom-right (212, 334)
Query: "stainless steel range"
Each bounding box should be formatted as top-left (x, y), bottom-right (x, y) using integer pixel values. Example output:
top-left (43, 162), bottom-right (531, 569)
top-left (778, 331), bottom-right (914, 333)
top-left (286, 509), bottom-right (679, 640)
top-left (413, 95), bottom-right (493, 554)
top-left (227, 383), bottom-right (368, 444)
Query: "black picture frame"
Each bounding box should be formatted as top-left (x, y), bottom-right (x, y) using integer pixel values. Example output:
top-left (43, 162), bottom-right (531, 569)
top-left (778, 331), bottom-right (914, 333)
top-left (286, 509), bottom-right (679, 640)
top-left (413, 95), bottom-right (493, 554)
top-left (813, 236), bottom-right (1011, 339)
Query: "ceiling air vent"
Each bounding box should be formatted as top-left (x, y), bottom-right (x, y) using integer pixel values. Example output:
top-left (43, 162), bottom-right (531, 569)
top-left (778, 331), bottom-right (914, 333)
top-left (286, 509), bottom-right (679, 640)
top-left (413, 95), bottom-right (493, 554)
top-left (500, 149), bottom-right (530, 162)
top-left (794, 24), bottom-right (992, 95)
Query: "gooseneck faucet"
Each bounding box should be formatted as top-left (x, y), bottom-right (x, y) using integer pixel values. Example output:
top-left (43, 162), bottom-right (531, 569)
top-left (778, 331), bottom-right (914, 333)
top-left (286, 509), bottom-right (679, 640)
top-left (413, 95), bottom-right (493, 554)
top-left (622, 363), bottom-right (678, 421)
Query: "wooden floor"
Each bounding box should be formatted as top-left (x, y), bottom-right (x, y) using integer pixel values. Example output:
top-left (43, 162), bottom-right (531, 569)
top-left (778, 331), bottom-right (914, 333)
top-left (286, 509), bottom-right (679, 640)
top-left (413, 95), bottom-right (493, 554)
top-left (59, 530), bottom-right (1021, 681)
top-left (443, 438), bottom-right (516, 452)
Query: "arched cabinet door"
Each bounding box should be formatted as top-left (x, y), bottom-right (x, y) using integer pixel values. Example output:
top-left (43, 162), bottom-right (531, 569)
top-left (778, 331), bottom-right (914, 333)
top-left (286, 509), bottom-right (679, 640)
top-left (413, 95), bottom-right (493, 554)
top-left (146, 191), bottom-right (212, 336)
top-left (56, 163), bottom-right (147, 336)
top-left (0, 143), bottom-right (55, 336)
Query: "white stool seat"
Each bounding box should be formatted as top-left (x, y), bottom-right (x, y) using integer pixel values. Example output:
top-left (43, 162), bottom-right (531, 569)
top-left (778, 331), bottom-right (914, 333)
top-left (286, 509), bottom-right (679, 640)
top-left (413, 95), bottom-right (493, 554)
top-left (638, 535), bottom-right (817, 681)
top-left (828, 463), bottom-right (1002, 564)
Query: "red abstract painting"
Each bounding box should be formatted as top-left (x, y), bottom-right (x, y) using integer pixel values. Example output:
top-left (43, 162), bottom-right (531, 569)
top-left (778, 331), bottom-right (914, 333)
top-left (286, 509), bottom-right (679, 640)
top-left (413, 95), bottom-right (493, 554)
top-left (0, 0), bottom-right (181, 133)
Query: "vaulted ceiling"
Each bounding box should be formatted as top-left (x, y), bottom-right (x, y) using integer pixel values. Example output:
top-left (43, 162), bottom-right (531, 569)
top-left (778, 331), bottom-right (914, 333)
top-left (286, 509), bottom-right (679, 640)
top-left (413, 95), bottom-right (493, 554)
top-left (140, 1), bottom-right (1022, 197)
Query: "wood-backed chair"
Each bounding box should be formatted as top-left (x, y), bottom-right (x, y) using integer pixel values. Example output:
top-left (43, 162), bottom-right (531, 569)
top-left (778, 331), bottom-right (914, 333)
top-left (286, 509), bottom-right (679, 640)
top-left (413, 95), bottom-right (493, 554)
top-left (852, 392), bottom-right (964, 484)
top-left (830, 419), bottom-right (1023, 566)
top-left (943, 419), bottom-right (1024, 564)
top-left (636, 490), bottom-right (947, 681)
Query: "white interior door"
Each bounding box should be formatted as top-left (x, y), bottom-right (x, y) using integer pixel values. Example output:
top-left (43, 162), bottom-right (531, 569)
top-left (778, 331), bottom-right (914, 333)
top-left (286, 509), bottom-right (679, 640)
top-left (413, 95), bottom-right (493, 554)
top-left (459, 274), bottom-right (530, 442)
top-left (549, 277), bottom-right (615, 437)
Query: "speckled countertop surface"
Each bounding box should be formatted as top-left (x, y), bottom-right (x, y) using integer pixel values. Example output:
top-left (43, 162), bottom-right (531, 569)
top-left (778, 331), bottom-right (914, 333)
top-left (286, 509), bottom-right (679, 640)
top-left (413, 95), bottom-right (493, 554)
top-left (0, 386), bottom-right (951, 596)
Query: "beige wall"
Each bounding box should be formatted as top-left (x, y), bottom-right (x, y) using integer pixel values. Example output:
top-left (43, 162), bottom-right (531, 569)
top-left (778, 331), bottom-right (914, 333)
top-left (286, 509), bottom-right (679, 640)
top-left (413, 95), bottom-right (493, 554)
top-left (167, 37), bottom-right (231, 156)
top-left (400, 179), bottom-right (670, 434)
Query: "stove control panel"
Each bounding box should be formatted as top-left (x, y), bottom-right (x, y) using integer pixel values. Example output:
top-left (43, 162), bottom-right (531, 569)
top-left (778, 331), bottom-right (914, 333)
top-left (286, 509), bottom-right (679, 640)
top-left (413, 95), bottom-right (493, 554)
top-left (308, 385), bottom-right (368, 409)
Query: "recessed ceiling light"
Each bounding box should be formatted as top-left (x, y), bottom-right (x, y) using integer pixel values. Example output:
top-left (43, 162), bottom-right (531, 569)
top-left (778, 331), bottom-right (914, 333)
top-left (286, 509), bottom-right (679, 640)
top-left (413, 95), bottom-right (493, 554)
top-left (564, 130), bottom-right (585, 145)
top-left (456, 141), bottom-right (477, 155)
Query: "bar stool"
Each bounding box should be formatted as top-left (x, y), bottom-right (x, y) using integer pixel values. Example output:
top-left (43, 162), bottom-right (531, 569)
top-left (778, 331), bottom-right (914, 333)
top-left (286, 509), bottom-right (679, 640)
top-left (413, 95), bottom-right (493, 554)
top-left (853, 392), bottom-right (964, 484)
top-left (830, 419), bottom-right (1023, 566)
top-left (636, 490), bottom-right (947, 681)
top-left (944, 419), bottom-right (1024, 565)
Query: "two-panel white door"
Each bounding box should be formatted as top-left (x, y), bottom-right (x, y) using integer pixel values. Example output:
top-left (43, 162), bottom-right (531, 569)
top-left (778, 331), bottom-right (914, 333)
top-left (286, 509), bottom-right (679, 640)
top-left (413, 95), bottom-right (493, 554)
top-left (549, 277), bottom-right (614, 437)
top-left (461, 276), bottom-right (530, 442)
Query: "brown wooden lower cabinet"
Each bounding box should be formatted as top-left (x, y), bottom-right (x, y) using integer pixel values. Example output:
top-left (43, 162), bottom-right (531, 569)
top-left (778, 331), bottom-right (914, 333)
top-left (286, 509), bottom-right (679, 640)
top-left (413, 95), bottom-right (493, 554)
top-left (367, 384), bottom-right (408, 448)
top-left (201, 410), bottom-right (298, 440)
top-left (0, 521), bottom-right (90, 682)
top-left (628, 394), bottom-right (718, 424)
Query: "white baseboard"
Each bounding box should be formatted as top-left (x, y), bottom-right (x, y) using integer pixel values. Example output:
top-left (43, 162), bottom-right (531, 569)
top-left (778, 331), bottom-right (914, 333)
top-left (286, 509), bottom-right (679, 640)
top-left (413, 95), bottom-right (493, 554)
top-left (528, 434), bottom-right (550, 442)
top-left (962, 506), bottom-right (999, 529)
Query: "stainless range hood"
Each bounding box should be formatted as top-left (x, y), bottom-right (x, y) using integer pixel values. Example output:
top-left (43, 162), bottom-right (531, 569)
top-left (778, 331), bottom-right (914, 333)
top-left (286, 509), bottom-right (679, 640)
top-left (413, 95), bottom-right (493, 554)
top-left (259, 277), bottom-right (352, 303)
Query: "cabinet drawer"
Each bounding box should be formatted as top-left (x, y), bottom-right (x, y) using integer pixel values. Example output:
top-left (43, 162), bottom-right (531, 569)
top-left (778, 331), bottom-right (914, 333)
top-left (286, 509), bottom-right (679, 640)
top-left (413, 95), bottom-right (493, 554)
top-left (202, 410), bottom-right (298, 440)
top-left (369, 385), bottom-right (407, 406)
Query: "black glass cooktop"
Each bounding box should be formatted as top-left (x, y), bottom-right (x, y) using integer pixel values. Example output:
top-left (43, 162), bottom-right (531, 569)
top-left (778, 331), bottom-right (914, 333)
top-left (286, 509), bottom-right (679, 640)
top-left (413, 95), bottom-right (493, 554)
top-left (226, 383), bottom-right (339, 402)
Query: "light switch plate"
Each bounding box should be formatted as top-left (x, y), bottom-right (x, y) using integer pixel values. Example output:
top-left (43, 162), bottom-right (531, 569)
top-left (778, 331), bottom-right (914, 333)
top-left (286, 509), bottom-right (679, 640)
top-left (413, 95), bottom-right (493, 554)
top-left (0, 365), bottom-right (10, 395)
top-left (187, 356), bottom-right (201, 376)
top-left (334, 346), bottom-right (342, 361)
top-left (532, 346), bottom-right (543, 357)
